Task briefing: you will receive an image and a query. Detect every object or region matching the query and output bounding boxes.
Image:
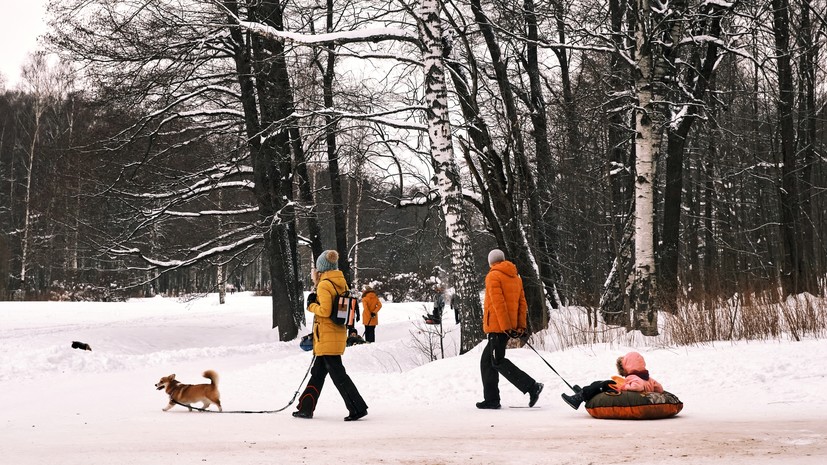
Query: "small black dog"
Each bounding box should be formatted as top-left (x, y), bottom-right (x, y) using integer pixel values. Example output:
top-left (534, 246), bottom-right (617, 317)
top-left (71, 341), bottom-right (92, 351)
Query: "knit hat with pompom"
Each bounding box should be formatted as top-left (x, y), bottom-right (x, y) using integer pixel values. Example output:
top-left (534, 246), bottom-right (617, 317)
top-left (315, 249), bottom-right (339, 272)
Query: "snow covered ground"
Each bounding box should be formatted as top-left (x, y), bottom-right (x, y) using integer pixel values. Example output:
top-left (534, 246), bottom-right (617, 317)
top-left (1, 292), bottom-right (825, 464)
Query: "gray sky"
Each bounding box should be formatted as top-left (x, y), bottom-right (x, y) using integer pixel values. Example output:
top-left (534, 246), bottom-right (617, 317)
top-left (0, 0), bottom-right (49, 87)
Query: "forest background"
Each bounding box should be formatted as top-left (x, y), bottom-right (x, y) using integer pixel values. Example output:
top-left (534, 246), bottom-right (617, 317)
top-left (1, 0), bottom-right (825, 350)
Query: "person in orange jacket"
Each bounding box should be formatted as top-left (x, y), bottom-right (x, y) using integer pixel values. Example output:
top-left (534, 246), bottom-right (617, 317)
top-left (477, 249), bottom-right (544, 409)
top-left (361, 285), bottom-right (382, 343)
top-left (561, 351), bottom-right (664, 410)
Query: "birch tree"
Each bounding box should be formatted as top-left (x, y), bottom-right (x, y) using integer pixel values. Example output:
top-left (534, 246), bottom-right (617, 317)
top-left (18, 53), bottom-right (67, 290)
top-left (417, 0), bottom-right (484, 352)
top-left (629, 0), bottom-right (672, 335)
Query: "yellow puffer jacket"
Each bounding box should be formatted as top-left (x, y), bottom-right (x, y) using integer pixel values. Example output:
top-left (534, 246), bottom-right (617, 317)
top-left (361, 291), bottom-right (382, 326)
top-left (483, 260), bottom-right (527, 334)
top-left (308, 270), bottom-right (348, 356)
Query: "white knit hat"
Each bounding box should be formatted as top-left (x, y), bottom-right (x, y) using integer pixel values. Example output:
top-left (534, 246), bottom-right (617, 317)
top-left (488, 248), bottom-right (505, 265)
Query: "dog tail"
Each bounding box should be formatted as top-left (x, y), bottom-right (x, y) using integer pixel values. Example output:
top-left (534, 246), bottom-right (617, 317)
top-left (203, 370), bottom-right (219, 386)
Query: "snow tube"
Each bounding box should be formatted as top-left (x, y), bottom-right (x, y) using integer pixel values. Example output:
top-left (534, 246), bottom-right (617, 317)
top-left (585, 390), bottom-right (683, 420)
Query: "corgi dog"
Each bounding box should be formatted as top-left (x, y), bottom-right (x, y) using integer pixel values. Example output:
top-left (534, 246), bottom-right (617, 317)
top-left (155, 370), bottom-right (222, 412)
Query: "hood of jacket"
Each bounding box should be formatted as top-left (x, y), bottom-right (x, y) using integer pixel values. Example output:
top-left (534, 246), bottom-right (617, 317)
top-left (489, 260), bottom-right (519, 278)
top-left (619, 351), bottom-right (650, 379)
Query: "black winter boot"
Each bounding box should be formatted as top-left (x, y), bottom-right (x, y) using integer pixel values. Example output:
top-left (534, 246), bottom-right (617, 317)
top-left (528, 382), bottom-right (544, 407)
top-left (476, 400), bottom-right (501, 409)
top-left (561, 391), bottom-right (584, 410)
top-left (344, 410), bottom-right (368, 421)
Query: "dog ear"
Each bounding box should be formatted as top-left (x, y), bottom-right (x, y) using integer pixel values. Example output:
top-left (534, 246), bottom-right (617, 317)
top-left (170, 374), bottom-right (176, 380)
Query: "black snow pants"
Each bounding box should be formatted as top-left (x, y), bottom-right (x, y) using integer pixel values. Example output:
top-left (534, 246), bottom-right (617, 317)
top-left (296, 355), bottom-right (368, 415)
top-left (364, 325), bottom-right (376, 343)
top-left (480, 333), bottom-right (536, 403)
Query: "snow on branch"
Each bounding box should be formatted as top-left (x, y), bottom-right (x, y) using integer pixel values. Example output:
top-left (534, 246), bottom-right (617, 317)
top-left (118, 180), bottom-right (254, 202)
top-left (112, 234), bottom-right (262, 269)
top-left (163, 206), bottom-right (259, 218)
top-left (236, 19), bottom-right (421, 48)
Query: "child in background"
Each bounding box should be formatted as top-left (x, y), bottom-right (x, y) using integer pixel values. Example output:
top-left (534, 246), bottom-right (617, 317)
top-left (561, 351), bottom-right (663, 410)
top-left (346, 328), bottom-right (367, 346)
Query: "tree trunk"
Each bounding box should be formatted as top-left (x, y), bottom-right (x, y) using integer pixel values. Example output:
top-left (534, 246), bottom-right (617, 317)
top-left (20, 101), bottom-right (42, 289)
top-left (659, 3), bottom-right (723, 310)
top-left (524, 0), bottom-right (563, 311)
top-left (225, 1), bottom-right (302, 339)
top-left (631, 0), bottom-right (663, 336)
top-left (218, 264), bottom-right (226, 305)
top-left (469, 0), bottom-right (550, 330)
top-left (771, 0), bottom-right (813, 296)
top-left (418, 0), bottom-right (484, 353)
top-left (795, 0), bottom-right (819, 293)
top-left (602, 0), bottom-right (634, 326)
top-left (323, 0), bottom-right (351, 281)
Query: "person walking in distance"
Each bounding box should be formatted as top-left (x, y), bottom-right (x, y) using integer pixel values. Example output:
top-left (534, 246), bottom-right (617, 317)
top-left (361, 285), bottom-right (382, 343)
top-left (293, 249), bottom-right (369, 421)
top-left (477, 249), bottom-right (544, 409)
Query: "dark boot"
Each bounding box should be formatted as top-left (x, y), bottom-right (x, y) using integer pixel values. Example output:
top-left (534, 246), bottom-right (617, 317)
top-left (528, 382), bottom-right (544, 407)
top-left (344, 410), bottom-right (368, 421)
top-left (475, 400), bottom-right (501, 409)
top-left (294, 383), bottom-right (319, 418)
top-left (561, 391), bottom-right (584, 410)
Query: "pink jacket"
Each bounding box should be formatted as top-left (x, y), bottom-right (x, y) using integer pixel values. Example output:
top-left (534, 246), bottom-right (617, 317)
top-left (613, 352), bottom-right (664, 393)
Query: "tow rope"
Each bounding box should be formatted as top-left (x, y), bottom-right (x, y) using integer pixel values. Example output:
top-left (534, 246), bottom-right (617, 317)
top-left (524, 341), bottom-right (577, 392)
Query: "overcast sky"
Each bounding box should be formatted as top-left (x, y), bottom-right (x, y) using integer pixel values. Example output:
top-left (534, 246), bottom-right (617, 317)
top-left (0, 0), bottom-right (49, 87)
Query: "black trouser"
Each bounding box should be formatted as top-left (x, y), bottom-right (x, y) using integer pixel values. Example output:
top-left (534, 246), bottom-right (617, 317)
top-left (432, 306), bottom-right (442, 322)
top-left (364, 325), bottom-right (376, 343)
top-left (296, 355), bottom-right (368, 415)
top-left (581, 380), bottom-right (615, 401)
top-left (480, 333), bottom-right (536, 403)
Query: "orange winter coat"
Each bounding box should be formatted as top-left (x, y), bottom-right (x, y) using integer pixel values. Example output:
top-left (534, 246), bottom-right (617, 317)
top-left (361, 291), bottom-right (382, 326)
top-left (483, 260), bottom-right (527, 334)
top-left (307, 270), bottom-right (348, 356)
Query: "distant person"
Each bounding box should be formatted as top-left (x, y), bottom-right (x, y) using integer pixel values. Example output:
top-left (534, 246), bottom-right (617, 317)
top-left (361, 285), bottom-right (382, 343)
top-left (561, 351), bottom-right (664, 410)
top-left (294, 249), bottom-right (368, 421)
top-left (477, 248), bottom-right (543, 409)
top-left (423, 285), bottom-right (445, 324)
top-left (346, 328), bottom-right (367, 346)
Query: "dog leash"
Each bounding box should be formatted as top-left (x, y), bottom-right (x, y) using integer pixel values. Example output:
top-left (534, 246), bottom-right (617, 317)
top-left (169, 355), bottom-right (316, 414)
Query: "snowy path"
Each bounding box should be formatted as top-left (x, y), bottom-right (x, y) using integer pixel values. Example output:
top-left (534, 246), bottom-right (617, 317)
top-left (1, 295), bottom-right (825, 464)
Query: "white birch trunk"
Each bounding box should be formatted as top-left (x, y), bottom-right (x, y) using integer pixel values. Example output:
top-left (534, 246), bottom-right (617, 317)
top-left (418, 0), bottom-right (484, 352)
top-left (217, 189), bottom-right (226, 305)
top-left (632, 0), bottom-right (660, 336)
top-left (351, 171), bottom-right (363, 289)
top-left (20, 110), bottom-right (41, 287)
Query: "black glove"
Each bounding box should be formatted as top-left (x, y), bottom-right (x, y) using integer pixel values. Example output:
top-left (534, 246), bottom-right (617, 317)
top-left (600, 380), bottom-right (617, 392)
top-left (370, 312), bottom-right (377, 318)
top-left (506, 328), bottom-right (525, 339)
top-left (306, 292), bottom-right (317, 309)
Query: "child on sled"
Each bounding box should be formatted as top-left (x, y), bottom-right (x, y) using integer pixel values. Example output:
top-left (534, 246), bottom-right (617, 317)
top-left (561, 351), bottom-right (663, 410)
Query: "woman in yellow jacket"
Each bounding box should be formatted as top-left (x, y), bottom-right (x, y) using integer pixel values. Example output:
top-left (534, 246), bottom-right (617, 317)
top-left (293, 249), bottom-right (368, 421)
top-left (361, 285), bottom-right (382, 343)
top-left (477, 249), bottom-right (544, 410)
